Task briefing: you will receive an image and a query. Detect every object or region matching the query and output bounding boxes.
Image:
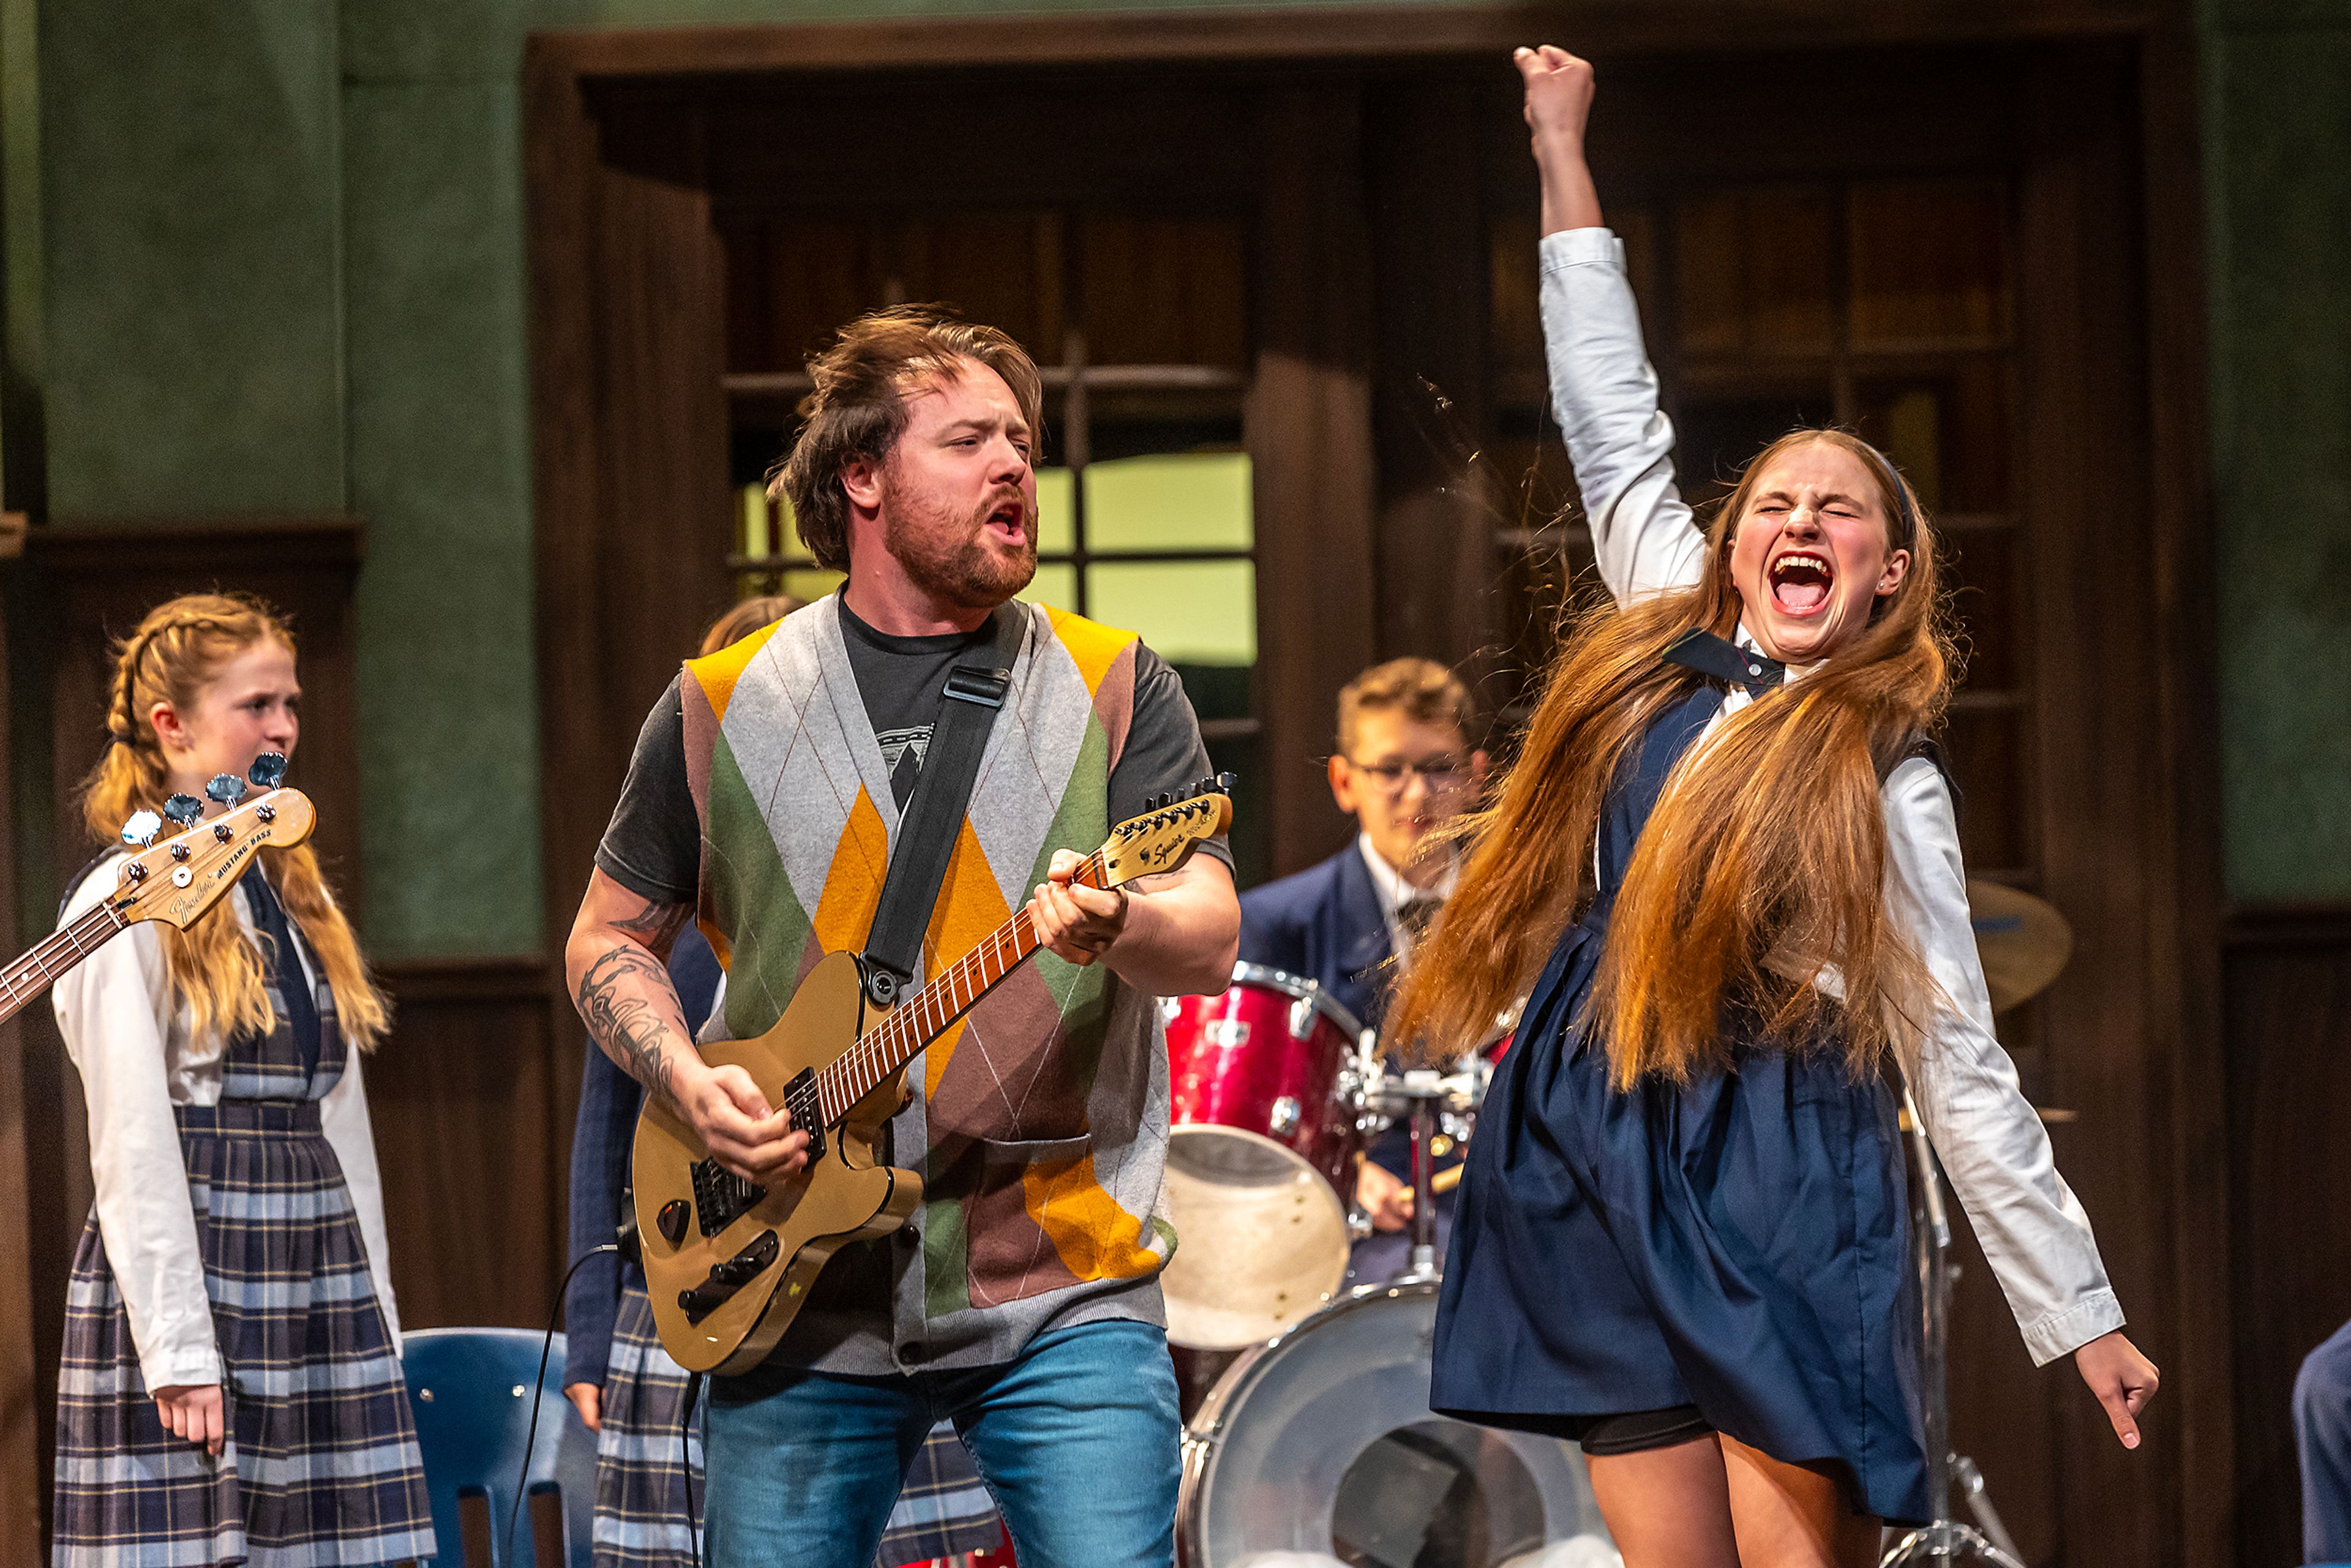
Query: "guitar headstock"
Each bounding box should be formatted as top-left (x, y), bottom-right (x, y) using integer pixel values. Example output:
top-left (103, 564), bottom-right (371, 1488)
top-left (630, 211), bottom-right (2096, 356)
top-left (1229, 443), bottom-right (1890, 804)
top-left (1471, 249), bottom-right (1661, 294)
top-left (110, 783), bottom-right (317, 931)
top-left (1099, 773), bottom-right (1234, 888)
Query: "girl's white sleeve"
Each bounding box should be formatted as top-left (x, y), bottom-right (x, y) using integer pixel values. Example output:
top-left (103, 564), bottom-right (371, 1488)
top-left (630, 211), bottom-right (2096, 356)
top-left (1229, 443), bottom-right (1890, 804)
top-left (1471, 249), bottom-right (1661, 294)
top-left (51, 866), bottom-right (222, 1391)
top-left (318, 1052), bottom-right (401, 1349)
top-left (1883, 757), bottom-right (2124, 1365)
top-left (1537, 228), bottom-right (1709, 604)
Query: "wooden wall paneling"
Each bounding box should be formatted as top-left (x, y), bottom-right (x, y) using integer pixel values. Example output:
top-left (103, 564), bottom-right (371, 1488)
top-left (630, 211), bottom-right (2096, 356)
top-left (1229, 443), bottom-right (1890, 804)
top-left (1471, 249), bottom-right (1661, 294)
top-left (0, 579), bottom-right (42, 1561)
top-left (1248, 87), bottom-right (1380, 876)
top-left (1367, 80), bottom-right (1498, 689)
top-left (2224, 912), bottom-right (2351, 1568)
top-left (2134, 4), bottom-right (2233, 1564)
top-left (2017, 45), bottom-right (2186, 1566)
top-left (533, 2), bottom-right (2154, 82)
top-left (527, 59), bottom-right (733, 973)
top-left (370, 959), bottom-right (564, 1330)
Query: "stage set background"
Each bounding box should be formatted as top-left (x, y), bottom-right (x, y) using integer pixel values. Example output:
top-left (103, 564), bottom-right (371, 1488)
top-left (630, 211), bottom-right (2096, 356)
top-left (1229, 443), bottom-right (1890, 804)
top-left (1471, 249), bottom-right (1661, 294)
top-left (0, 2), bottom-right (2342, 1564)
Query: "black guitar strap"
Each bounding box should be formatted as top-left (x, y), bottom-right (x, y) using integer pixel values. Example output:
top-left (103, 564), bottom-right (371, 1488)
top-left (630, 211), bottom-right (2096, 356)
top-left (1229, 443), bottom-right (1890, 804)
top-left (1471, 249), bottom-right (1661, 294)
top-left (859, 604), bottom-right (1027, 1007)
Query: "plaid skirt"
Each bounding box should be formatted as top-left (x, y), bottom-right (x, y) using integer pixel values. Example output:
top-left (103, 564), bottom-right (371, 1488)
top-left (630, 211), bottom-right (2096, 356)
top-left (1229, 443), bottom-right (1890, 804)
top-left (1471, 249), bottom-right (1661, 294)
top-left (596, 1280), bottom-right (1004, 1567)
top-left (53, 1103), bottom-right (434, 1567)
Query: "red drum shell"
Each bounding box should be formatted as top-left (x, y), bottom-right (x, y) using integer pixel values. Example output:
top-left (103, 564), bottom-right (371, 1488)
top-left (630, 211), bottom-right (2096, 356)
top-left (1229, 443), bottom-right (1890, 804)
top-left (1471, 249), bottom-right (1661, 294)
top-left (1164, 966), bottom-right (1365, 1195)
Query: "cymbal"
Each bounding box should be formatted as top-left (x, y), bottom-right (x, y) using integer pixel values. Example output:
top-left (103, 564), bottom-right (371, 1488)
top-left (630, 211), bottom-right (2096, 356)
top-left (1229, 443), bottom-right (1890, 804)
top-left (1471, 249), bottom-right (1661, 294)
top-left (1966, 879), bottom-right (2073, 1014)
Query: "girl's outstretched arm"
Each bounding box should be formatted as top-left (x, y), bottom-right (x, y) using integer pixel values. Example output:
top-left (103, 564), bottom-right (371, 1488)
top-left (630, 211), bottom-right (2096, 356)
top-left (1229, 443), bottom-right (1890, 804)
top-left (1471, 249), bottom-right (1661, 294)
top-left (1523, 45), bottom-right (1708, 605)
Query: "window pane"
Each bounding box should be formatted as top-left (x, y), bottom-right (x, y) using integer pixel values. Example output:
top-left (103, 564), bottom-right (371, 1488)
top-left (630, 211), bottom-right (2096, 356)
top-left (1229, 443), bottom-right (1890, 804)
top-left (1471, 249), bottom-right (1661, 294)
top-left (1086, 559), bottom-right (1255, 665)
top-left (1946, 708), bottom-right (2027, 872)
top-left (1084, 452), bottom-right (1253, 552)
top-left (1019, 561), bottom-right (1079, 612)
top-left (782, 569), bottom-right (845, 604)
top-left (1037, 467), bottom-right (1076, 555)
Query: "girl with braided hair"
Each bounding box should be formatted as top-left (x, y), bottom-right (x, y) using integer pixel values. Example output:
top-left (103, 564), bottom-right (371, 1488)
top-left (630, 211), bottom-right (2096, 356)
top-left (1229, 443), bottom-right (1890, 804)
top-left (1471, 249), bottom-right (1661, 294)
top-left (50, 592), bottom-right (433, 1566)
top-left (1389, 51), bottom-right (2159, 1565)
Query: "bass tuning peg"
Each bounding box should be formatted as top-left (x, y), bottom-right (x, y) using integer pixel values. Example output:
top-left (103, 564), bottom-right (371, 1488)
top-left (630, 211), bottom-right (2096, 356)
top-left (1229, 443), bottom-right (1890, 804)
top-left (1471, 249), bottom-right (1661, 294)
top-left (246, 751), bottom-right (288, 790)
top-left (205, 773), bottom-right (249, 807)
top-left (162, 794), bottom-right (204, 828)
top-left (120, 809), bottom-right (163, 849)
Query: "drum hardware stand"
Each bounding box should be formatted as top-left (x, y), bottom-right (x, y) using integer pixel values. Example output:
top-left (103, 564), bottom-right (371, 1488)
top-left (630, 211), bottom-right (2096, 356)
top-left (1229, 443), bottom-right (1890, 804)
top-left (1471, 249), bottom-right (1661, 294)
top-left (1880, 1097), bottom-right (2026, 1568)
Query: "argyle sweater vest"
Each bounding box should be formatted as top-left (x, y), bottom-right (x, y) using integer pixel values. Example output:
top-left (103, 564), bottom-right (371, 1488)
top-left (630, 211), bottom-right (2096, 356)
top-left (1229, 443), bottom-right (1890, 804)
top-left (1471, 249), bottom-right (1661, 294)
top-left (678, 595), bottom-right (1176, 1371)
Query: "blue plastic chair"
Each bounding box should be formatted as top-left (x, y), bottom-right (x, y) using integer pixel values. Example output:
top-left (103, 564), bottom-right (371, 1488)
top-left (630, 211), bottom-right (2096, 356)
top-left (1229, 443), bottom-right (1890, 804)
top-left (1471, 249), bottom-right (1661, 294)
top-left (404, 1327), bottom-right (600, 1567)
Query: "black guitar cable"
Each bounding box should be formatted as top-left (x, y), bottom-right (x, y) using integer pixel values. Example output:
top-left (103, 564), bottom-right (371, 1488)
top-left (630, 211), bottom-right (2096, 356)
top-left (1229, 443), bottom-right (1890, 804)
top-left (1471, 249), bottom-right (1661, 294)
top-left (507, 1242), bottom-right (619, 1568)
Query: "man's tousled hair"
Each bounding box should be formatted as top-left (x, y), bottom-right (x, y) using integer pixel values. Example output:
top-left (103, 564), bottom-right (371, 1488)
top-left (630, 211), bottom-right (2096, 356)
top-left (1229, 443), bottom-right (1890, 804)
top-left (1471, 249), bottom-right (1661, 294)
top-left (769, 306), bottom-right (1044, 572)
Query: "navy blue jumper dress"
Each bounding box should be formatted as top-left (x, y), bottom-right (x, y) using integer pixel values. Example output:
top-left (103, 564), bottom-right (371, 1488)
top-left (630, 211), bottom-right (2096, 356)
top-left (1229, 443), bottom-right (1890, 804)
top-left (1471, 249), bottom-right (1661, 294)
top-left (1430, 676), bottom-right (1929, 1523)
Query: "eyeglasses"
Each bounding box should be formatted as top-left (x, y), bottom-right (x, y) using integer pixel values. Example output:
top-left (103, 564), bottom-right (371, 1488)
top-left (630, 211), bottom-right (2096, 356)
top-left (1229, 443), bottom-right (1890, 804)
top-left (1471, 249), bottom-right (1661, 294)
top-left (1343, 755), bottom-right (1472, 793)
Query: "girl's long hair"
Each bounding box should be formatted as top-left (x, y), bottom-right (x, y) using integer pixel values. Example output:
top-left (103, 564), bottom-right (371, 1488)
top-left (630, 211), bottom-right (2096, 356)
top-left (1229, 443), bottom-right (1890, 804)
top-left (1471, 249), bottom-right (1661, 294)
top-left (77, 593), bottom-right (390, 1051)
top-left (1390, 431), bottom-right (1955, 1088)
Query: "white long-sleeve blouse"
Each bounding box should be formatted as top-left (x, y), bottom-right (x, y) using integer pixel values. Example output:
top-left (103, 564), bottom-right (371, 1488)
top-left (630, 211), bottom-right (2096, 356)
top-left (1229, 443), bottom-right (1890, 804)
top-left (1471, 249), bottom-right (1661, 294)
top-left (1539, 225), bottom-right (2123, 1367)
top-left (51, 853), bottom-right (402, 1392)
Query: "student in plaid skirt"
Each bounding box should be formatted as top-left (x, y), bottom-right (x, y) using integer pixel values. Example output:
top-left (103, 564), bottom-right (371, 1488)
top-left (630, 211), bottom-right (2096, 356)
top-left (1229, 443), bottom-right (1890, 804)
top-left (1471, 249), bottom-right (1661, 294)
top-left (561, 598), bottom-right (1003, 1568)
top-left (50, 594), bottom-right (433, 1567)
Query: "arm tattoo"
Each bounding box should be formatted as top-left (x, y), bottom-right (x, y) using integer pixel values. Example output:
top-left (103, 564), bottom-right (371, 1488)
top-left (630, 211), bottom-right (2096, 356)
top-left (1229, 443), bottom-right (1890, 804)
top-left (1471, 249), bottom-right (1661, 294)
top-left (576, 943), bottom-right (691, 1109)
top-left (611, 899), bottom-right (693, 951)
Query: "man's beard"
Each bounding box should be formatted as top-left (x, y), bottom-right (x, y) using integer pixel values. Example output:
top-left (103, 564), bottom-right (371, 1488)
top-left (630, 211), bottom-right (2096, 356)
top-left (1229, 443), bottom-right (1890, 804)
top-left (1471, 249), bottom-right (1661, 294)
top-left (882, 481), bottom-right (1038, 610)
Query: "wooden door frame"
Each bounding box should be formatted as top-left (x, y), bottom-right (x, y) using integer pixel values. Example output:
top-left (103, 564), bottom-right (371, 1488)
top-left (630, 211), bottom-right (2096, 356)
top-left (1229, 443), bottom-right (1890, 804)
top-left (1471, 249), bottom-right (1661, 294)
top-left (523, 9), bottom-right (2219, 1562)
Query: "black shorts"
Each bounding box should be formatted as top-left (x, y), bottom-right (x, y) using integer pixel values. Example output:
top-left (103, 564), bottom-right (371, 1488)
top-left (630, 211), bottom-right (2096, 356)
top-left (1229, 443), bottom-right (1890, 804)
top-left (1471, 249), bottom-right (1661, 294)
top-left (1577, 1405), bottom-right (1715, 1457)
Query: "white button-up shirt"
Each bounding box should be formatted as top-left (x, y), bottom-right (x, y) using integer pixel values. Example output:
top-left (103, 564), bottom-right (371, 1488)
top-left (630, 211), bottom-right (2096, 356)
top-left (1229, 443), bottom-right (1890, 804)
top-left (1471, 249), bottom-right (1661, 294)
top-left (51, 856), bottom-right (401, 1392)
top-left (1540, 225), bottom-right (2123, 1367)
top-left (1356, 832), bottom-right (1459, 969)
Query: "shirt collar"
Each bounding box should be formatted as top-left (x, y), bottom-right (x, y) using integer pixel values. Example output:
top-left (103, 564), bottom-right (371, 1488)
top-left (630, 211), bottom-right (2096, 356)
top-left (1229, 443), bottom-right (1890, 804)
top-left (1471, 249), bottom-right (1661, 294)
top-left (1357, 831), bottom-right (1458, 913)
top-left (1732, 620), bottom-right (1824, 686)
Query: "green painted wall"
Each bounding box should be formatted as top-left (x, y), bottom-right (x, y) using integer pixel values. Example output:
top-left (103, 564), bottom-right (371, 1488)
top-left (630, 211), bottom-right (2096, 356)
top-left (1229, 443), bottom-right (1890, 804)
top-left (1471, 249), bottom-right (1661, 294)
top-left (2198, 0), bottom-right (2351, 903)
top-left (27, 0), bottom-right (2351, 957)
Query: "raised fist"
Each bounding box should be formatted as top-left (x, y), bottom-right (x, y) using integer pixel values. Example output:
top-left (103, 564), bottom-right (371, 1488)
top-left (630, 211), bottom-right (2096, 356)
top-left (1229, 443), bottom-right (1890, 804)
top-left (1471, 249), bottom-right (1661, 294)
top-left (1515, 45), bottom-right (1595, 149)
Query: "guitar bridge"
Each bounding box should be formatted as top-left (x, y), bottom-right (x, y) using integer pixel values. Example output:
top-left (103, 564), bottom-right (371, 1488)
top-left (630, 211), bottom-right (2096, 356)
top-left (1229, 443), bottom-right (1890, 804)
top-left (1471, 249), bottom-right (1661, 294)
top-left (678, 1229), bottom-right (781, 1324)
top-left (690, 1159), bottom-right (765, 1237)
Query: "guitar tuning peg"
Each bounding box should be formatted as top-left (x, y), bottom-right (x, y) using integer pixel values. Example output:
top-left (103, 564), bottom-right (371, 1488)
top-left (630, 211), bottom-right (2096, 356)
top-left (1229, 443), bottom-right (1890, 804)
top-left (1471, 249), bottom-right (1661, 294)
top-left (246, 751), bottom-right (288, 790)
top-left (162, 794), bottom-right (204, 828)
top-left (120, 809), bottom-right (163, 849)
top-left (1146, 793), bottom-right (1166, 811)
top-left (1215, 771), bottom-right (1237, 792)
top-left (205, 773), bottom-right (249, 807)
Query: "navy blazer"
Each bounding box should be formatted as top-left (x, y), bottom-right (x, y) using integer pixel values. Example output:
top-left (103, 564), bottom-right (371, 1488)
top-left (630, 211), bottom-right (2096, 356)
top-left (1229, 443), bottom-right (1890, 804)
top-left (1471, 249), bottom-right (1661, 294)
top-left (561, 925), bottom-right (723, 1389)
top-left (1237, 840), bottom-right (1395, 1032)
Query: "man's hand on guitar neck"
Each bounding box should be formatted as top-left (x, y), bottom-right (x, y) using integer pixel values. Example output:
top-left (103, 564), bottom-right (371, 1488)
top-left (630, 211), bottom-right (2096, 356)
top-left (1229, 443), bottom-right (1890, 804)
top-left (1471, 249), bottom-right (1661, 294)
top-left (566, 868), bottom-right (810, 1185)
top-left (1030, 849), bottom-right (1240, 997)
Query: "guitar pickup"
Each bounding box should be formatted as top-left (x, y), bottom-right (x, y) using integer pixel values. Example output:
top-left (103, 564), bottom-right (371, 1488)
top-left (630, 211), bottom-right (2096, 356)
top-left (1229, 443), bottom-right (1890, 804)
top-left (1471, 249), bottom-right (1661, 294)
top-left (678, 1229), bottom-right (781, 1325)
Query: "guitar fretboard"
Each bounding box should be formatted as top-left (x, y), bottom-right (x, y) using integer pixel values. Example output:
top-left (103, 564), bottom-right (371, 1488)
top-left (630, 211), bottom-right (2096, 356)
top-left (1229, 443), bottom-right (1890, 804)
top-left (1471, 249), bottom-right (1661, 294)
top-left (0, 901), bottom-right (126, 1029)
top-left (813, 848), bottom-right (1109, 1126)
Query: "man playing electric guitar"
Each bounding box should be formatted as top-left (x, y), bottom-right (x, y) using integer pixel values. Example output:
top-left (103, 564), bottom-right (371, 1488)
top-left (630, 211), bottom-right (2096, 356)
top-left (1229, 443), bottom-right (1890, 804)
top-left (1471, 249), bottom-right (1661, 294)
top-left (565, 306), bottom-right (1240, 1568)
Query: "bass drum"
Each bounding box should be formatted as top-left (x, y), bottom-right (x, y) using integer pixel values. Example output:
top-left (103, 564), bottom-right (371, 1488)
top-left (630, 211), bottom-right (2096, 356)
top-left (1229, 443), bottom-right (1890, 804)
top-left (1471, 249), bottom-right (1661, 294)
top-left (1179, 1282), bottom-right (1618, 1568)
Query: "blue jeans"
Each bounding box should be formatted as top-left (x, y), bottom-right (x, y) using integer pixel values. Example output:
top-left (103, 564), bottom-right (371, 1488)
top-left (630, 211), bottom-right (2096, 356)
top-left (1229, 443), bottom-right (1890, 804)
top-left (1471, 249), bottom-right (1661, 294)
top-left (703, 1319), bottom-right (1180, 1568)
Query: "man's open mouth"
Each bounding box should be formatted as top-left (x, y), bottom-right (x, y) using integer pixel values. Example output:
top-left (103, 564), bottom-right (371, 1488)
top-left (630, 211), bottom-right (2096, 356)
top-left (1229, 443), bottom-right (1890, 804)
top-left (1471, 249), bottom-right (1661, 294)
top-left (1769, 549), bottom-right (1834, 615)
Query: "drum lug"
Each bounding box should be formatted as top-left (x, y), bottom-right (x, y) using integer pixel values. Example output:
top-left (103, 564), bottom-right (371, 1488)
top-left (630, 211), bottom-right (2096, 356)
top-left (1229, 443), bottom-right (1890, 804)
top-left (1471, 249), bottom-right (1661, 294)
top-left (1269, 1096), bottom-right (1302, 1138)
top-left (1288, 994), bottom-right (1318, 1041)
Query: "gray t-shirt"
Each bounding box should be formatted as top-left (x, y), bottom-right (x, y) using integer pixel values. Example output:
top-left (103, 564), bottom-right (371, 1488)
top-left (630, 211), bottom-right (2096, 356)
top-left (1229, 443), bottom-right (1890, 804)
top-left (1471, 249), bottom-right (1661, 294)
top-left (596, 599), bottom-right (1228, 906)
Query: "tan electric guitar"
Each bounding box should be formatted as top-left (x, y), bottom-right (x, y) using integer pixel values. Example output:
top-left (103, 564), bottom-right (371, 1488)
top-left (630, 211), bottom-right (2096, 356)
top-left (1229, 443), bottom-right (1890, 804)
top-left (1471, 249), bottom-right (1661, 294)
top-left (0, 756), bottom-right (316, 1030)
top-left (635, 773), bottom-right (1234, 1373)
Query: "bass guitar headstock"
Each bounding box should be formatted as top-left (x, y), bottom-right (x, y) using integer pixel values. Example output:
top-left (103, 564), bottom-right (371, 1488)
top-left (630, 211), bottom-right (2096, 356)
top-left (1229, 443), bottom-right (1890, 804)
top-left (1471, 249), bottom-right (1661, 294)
top-left (1099, 772), bottom-right (1234, 888)
top-left (110, 752), bottom-right (317, 929)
